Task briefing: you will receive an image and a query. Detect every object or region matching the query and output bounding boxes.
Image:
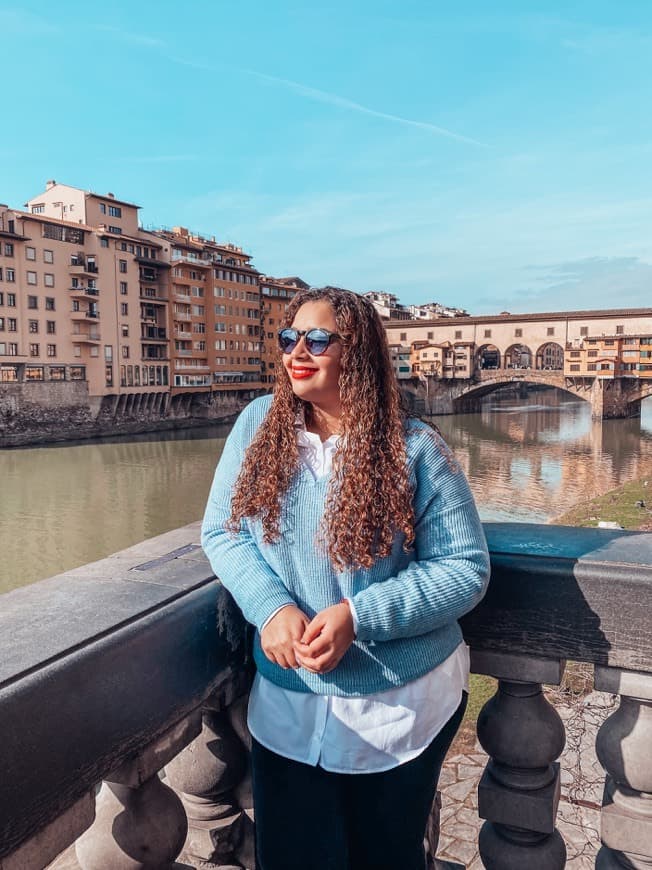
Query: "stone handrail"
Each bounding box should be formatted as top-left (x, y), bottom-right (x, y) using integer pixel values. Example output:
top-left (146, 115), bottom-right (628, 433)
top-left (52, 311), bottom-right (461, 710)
top-left (0, 522), bottom-right (650, 869)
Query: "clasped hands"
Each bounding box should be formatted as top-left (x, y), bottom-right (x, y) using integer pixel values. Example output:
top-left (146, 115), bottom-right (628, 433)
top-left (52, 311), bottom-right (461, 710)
top-left (260, 603), bottom-right (355, 674)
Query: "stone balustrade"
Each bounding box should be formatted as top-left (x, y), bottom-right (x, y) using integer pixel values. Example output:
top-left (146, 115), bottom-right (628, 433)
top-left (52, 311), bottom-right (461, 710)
top-left (0, 522), bottom-right (651, 869)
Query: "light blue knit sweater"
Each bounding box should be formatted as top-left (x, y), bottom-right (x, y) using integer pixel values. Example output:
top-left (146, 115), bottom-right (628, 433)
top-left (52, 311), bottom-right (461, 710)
top-left (201, 395), bottom-right (490, 697)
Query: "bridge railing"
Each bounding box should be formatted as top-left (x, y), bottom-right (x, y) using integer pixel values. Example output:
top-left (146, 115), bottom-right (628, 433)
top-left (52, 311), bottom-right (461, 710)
top-left (0, 523), bottom-right (651, 869)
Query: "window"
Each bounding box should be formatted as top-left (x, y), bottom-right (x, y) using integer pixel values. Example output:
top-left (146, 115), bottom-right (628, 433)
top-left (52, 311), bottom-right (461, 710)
top-left (121, 325), bottom-right (129, 338)
top-left (400, 332), bottom-right (407, 341)
top-left (6, 269), bottom-right (15, 283)
top-left (515, 328), bottom-right (523, 338)
top-left (26, 247), bottom-right (36, 261)
top-left (45, 297), bottom-right (55, 311)
top-left (99, 203), bottom-right (106, 214)
top-left (4, 243), bottom-right (14, 256)
top-left (455, 330), bottom-right (462, 340)
top-left (427, 331), bottom-right (434, 340)
top-left (101, 237), bottom-right (109, 248)
top-left (25, 366), bottom-right (44, 380)
top-left (44, 273), bottom-right (55, 287)
top-left (588, 350), bottom-right (598, 357)
top-left (43, 249), bottom-right (54, 263)
top-left (49, 365), bottom-right (65, 378)
top-left (122, 346), bottom-right (130, 359)
top-left (31, 205), bottom-right (45, 214)
top-left (29, 320), bottom-right (39, 333)
top-left (547, 327), bottom-right (555, 336)
top-left (484, 329), bottom-right (492, 339)
top-left (119, 260), bottom-right (127, 273)
top-left (580, 327), bottom-right (588, 336)
top-left (70, 366), bottom-right (85, 380)
top-left (28, 295), bottom-right (38, 309)
top-left (120, 303), bottom-right (128, 315)
top-left (616, 325), bottom-right (624, 335)
top-left (108, 205), bottom-right (122, 218)
top-left (108, 226), bottom-right (122, 234)
top-left (46, 321), bottom-right (56, 334)
top-left (0, 317), bottom-right (4, 330)
top-left (27, 271), bottom-right (37, 286)
top-left (570, 351), bottom-right (580, 358)
top-left (105, 365), bottom-right (113, 386)
top-left (120, 281), bottom-right (128, 295)
top-left (8, 318), bottom-right (17, 331)
top-left (29, 343), bottom-right (40, 357)
top-left (47, 344), bottom-right (56, 357)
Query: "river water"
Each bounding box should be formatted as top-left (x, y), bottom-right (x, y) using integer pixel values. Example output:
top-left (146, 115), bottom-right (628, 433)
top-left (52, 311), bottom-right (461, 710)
top-left (2, 390), bottom-right (651, 594)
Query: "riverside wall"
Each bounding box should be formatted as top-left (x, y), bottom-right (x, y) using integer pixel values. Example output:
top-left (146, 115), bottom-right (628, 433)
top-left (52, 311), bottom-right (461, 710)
top-left (0, 382), bottom-right (258, 448)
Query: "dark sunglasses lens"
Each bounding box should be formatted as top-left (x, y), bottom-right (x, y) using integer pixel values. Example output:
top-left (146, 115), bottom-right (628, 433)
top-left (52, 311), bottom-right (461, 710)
top-left (305, 330), bottom-right (330, 355)
top-left (278, 329), bottom-right (298, 352)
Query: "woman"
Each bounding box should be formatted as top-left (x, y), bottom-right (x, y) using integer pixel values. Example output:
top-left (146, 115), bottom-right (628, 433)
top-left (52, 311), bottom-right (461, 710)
top-left (201, 287), bottom-right (490, 870)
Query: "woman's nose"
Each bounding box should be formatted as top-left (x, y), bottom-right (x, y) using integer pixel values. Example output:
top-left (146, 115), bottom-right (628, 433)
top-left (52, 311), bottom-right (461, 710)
top-left (290, 335), bottom-right (310, 358)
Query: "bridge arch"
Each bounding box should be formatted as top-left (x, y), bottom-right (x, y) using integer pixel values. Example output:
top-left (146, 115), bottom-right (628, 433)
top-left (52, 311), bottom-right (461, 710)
top-left (536, 342), bottom-right (564, 370)
top-left (477, 343), bottom-right (501, 370)
top-left (504, 343), bottom-right (533, 370)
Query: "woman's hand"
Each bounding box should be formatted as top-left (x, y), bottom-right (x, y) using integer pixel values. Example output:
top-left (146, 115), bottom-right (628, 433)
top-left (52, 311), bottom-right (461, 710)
top-left (294, 602), bottom-right (355, 674)
top-left (260, 605), bottom-right (310, 669)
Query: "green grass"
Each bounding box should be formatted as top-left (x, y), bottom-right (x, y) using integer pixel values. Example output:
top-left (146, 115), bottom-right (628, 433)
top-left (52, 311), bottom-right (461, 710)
top-left (464, 673), bottom-right (496, 723)
top-left (554, 476), bottom-right (652, 530)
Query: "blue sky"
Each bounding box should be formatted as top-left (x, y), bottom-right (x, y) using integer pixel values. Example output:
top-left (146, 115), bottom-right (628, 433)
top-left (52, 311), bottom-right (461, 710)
top-left (2, 1), bottom-right (652, 313)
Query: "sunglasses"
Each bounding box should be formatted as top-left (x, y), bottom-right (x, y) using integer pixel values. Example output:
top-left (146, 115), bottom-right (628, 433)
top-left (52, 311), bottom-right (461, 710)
top-left (277, 327), bottom-right (342, 356)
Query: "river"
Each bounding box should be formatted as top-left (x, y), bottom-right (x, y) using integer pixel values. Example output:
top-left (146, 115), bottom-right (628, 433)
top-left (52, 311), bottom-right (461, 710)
top-left (2, 390), bottom-right (652, 594)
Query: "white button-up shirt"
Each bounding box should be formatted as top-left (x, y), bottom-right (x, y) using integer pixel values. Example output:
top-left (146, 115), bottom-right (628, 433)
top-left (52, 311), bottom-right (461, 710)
top-left (247, 427), bottom-right (468, 773)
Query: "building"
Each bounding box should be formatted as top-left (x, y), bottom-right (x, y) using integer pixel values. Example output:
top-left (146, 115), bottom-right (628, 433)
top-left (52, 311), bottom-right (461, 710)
top-left (2, 180), bottom-right (173, 397)
top-left (259, 276), bottom-right (309, 385)
top-left (150, 227), bottom-right (263, 395)
top-left (408, 302), bottom-right (468, 319)
top-left (0, 180), bottom-right (269, 403)
top-left (363, 291), bottom-right (411, 320)
top-left (564, 334), bottom-right (652, 379)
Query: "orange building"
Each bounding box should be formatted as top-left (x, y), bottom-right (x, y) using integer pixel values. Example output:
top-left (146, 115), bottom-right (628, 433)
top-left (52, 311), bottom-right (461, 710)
top-left (1, 187), bottom-right (170, 396)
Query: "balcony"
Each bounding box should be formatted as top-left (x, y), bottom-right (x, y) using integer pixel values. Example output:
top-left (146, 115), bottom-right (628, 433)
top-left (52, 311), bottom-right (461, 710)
top-left (71, 309), bottom-right (99, 321)
top-left (1, 523), bottom-right (650, 869)
top-left (69, 287), bottom-right (99, 299)
top-left (174, 330), bottom-right (192, 339)
top-left (70, 333), bottom-right (100, 345)
top-left (141, 327), bottom-right (167, 341)
top-left (69, 259), bottom-right (98, 277)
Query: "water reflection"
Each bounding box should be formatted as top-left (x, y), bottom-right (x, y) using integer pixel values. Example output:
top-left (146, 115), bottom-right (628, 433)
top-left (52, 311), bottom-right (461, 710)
top-left (1, 393), bottom-right (651, 593)
top-left (434, 392), bottom-right (652, 524)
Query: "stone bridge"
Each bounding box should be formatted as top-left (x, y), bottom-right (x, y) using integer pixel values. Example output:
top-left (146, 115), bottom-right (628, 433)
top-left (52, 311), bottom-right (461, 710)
top-left (403, 370), bottom-right (652, 419)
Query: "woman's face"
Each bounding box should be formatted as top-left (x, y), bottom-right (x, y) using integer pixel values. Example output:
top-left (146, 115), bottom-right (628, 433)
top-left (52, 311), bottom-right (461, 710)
top-left (282, 300), bottom-right (343, 411)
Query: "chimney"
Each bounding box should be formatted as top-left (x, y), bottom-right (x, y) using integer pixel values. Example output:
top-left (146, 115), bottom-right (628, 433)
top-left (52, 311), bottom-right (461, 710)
top-left (107, 192), bottom-right (115, 198)
top-left (45, 179), bottom-right (56, 190)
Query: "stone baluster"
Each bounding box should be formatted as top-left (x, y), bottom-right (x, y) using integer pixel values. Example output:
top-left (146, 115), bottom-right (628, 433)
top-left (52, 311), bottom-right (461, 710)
top-left (471, 650), bottom-right (567, 869)
top-left (594, 666), bottom-right (652, 869)
top-left (75, 714), bottom-right (200, 870)
top-left (165, 690), bottom-right (254, 870)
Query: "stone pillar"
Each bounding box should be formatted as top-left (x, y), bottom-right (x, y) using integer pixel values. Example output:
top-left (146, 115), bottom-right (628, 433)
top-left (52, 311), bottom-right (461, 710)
top-left (594, 666), bottom-right (652, 869)
top-left (75, 714), bottom-right (200, 870)
top-left (165, 692), bottom-right (254, 870)
top-left (471, 650), bottom-right (567, 869)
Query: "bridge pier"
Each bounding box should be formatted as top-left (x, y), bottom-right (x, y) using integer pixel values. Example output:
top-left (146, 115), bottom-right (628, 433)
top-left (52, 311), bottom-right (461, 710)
top-left (590, 379), bottom-right (642, 420)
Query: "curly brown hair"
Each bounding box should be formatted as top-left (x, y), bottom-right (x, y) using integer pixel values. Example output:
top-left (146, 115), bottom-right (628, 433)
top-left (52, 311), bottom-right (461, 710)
top-left (228, 287), bottom-right (416, 569)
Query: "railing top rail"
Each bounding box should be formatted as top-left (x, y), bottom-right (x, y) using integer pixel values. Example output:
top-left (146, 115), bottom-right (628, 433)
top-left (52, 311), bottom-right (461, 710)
top-left (461, 522), bottom-right (652, 674)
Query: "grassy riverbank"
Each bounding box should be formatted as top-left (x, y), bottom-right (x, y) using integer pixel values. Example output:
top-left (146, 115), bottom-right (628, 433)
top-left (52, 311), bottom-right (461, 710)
top-left (553, 475), bottom-right (652, 531)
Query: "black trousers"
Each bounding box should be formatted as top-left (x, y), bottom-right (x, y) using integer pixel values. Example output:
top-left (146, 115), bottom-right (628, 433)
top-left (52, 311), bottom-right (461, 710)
top-left (251, 691), bottom-right (467, 870)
